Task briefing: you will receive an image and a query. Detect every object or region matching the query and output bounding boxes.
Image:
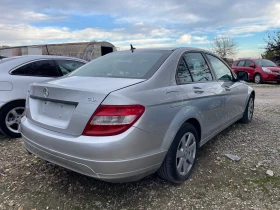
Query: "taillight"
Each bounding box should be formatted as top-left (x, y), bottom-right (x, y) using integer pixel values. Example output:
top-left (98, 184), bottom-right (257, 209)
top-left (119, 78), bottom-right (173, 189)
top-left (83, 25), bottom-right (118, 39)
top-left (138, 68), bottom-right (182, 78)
top-left (82, 105), bottom-right (145, 136)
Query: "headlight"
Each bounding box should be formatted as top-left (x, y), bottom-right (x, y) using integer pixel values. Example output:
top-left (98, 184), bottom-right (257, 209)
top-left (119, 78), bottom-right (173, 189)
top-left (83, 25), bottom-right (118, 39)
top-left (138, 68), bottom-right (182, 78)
top-left (262, 67), bottom-right (272, 73)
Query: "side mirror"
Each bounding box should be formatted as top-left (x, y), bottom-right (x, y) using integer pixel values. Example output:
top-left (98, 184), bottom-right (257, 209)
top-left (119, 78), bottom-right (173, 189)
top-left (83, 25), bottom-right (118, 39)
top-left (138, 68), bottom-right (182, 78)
top-left (249, 64), bottom-right (255, 68)
top-left (237, 71), bottom-right (249, 81)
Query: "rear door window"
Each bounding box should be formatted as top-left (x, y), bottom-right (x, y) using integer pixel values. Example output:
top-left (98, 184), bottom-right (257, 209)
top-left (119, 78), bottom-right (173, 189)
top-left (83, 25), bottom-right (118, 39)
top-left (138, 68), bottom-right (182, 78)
top-left (176, 57), bottom-right (192, 84)
top-left (237, 60), bottom-right (245, 66)
top-left (245, 60), bottom-right (254, 67)
top-left (183, 53), bottom-right (213, 82)
top-left (56, 60), bottom-right (85, 75)
top-left (232, 61), bottom-right (239, 66)
top-left (11, 60), bottom-right (59, 77)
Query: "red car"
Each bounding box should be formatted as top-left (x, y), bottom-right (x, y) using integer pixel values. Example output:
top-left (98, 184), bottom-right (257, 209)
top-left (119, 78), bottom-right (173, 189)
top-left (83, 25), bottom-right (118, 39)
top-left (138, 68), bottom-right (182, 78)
top-left (232, 59), bottom-right (280, 84)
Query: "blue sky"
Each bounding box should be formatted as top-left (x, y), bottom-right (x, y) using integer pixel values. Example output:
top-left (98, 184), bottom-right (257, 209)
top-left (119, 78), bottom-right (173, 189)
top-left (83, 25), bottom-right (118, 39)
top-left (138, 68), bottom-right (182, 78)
top-left (1, 0), bottom-right (280, 58)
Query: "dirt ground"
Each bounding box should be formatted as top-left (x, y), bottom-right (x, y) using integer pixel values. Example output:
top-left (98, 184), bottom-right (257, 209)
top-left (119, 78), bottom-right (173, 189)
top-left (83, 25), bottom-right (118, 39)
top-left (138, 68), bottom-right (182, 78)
top-left (1, 84), bottom-right (280, 210)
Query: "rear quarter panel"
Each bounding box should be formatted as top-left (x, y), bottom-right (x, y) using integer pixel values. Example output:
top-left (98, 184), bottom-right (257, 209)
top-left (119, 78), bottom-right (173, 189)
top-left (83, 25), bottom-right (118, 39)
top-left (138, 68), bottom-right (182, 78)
top-left (103, 83), bottom-right (200, 154)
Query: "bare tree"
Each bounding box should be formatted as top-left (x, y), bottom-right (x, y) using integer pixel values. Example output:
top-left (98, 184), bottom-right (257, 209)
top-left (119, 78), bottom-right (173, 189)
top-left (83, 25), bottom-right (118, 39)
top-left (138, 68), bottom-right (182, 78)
top-left (211, 36), bottom-right (239, 58)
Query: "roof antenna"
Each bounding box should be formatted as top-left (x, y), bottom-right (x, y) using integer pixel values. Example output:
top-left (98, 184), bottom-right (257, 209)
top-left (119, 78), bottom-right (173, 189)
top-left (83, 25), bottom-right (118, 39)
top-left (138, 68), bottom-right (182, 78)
top-left (130, 44), bottom-right (136, 53)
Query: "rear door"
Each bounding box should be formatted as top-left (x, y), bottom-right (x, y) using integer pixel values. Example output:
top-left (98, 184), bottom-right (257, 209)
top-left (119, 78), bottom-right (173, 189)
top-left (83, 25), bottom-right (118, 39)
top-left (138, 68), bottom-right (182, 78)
top-left (231, 60), bottom-right (239, 73)
top-left (176, 52), bottom-right (225, 139)
top-left (205, 54), bottom-right (248, 124)
top-left (243, 60), bottom-right (255, 81)
top-left (235, 60), bottom-right (246, 74)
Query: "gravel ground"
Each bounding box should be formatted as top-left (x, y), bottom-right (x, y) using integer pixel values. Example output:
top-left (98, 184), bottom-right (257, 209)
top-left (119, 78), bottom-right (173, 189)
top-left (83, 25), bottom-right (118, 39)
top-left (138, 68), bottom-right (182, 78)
top-left (1, 84), bottom-right (280, 210)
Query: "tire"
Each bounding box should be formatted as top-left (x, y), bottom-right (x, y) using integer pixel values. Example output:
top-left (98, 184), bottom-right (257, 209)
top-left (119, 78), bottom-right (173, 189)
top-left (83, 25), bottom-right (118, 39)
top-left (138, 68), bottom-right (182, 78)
top-left (0, 101), bottom-right (25, 138)
top-left (277, 81), bottom-right (280, 84)
top-left (157, 123), bottom-right (199, 184)
top-left (254, 74), bottom-right (262, 84)
top-left (240, 95), bottom-right (254, 123)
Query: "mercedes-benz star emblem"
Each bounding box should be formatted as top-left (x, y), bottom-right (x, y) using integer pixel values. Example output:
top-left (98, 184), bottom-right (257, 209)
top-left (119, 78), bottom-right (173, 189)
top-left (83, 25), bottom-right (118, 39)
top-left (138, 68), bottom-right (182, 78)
top-left (43, 87), bottom-right (49, 98)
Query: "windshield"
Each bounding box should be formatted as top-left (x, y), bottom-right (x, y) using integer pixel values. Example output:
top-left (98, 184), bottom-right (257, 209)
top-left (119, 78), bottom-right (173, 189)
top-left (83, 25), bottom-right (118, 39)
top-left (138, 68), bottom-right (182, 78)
top-left (70, 50), bottom-right (171, 79)
top-left (255, 59), bottom-right (277, 67)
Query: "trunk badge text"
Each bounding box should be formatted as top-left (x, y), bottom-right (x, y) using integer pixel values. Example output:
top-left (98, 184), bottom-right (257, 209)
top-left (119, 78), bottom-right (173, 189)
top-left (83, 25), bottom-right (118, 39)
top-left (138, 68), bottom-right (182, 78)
top-left (87, 97), bottom-right (98, 103)
top-left (43, 87), bottom-right (49, 98)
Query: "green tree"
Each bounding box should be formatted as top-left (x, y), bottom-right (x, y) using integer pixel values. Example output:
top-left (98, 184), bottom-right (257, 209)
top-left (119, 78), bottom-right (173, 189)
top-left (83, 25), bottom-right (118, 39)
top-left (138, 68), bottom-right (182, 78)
top-left (263, 31), bottom-right (280, 61)
top-left (261, 50), bottom-right (275, 60)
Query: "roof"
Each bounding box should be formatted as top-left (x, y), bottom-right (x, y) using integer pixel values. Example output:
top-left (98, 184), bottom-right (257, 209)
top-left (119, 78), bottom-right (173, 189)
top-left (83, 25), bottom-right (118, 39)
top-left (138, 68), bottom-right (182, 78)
top-left (43, 41), bottom-right (114, 47)
top-left (0, 41), bottom-right (114, 50)
top-left (119, 47), bottom-right (213, 53)
top-left (125, 47), bottom-right (179, 51)
top-left (236, 58), bottom-right (266, 61)
top-left (1, 55), bottom-right (87, 61)
top-left (0, 55), bottom-right (87, 72)
top-left (41, 41), bottom-right (116, 60)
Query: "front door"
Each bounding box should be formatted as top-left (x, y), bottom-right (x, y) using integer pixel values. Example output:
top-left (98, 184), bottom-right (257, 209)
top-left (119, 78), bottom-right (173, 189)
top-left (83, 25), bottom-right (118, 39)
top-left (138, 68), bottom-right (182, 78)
top-left (205, 54), bottom-right (248, 124)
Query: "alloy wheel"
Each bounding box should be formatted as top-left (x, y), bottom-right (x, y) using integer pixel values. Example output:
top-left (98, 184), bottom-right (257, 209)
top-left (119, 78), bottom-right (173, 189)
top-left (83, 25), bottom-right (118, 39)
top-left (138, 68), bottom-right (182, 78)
top-left (176, 132), bottom-right (197, 176)
top-left (254, 75), bottom-right (261, 83)
top-left (5, 107), bottom-right (25, 134)
top-left (248, 98), bottom-right (254, 120)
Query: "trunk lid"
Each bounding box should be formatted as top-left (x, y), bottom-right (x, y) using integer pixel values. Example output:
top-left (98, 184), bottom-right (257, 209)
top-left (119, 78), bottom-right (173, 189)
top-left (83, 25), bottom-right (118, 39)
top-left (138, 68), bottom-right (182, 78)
top-left (26, 76), bottom-right (144, 136)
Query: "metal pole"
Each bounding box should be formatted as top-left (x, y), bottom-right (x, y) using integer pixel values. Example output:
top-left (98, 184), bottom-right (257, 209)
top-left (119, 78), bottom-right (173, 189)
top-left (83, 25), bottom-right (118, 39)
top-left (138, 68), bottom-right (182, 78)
top-left (46, 45), bottom-right (50, 55)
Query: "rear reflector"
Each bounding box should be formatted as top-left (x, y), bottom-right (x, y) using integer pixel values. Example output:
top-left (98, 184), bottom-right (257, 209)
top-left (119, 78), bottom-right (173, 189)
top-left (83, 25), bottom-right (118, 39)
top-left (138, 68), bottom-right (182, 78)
top-left (82, 105), bottom-right (145, 136)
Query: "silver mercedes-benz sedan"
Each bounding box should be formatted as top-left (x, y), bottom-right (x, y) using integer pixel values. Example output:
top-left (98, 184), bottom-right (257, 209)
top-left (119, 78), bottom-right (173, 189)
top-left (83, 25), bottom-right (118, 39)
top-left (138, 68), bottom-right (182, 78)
top-left (0, 55), bottom-right (87, 137)
top-left (20, 48), bottom-right (255, 183)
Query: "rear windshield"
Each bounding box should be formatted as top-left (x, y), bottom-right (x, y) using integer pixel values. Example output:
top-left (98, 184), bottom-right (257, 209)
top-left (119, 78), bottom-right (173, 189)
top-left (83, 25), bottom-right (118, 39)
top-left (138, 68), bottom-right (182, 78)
top-left (254, 59), bottom-right (277, 67)
top-left (70, 50), bottom-right (171, 79)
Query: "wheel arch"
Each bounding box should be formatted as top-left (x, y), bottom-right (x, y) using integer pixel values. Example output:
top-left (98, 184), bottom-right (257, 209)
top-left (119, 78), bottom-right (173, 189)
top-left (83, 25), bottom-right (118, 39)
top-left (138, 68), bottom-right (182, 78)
top-left (157, 117), bottom-right (201, 183)
top-left (0, 99), bottom-right (26, 114)
top-left (163, 115), bottom-right (202, 153)
top-left (0, 99), bottom-right (26, 120)
top-left (242, 89), bottom-right (255, 114)
top-left (251, 90), bottom-right (255, 99)
top-left (182, 118), bottom-right (201, 143)
top-left (253, 72), bottom-right (262, 78)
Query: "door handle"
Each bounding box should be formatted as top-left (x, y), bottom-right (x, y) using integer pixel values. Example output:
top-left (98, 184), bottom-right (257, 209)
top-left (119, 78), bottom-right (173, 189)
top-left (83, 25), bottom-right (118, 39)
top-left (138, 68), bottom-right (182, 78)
top-left (224, 86), bottom-right (231, 91)
top-left (193, 86), bottom-right (204, 94)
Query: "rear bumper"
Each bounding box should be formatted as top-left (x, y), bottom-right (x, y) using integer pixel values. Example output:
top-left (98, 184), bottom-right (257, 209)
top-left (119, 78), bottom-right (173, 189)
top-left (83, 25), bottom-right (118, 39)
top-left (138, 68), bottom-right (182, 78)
top-left (20, 117), bottom-right (166, 182)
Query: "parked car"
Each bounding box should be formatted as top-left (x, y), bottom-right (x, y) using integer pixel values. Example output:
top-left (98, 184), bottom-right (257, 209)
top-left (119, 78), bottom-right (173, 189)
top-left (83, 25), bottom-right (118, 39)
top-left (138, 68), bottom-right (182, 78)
top-left (20, 48), bottom-right (255, 183)
top-left (0, 55), bottom-right (87, 137)
top-left (232, 58), bottom-right (280, 84)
